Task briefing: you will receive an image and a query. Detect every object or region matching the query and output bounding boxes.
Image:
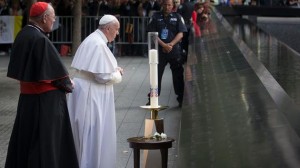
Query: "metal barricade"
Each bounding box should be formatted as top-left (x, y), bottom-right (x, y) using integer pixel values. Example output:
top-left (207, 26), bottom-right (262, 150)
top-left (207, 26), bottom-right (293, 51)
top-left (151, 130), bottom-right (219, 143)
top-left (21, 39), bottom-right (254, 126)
top-left (49, 16), bottom-right (150, 56)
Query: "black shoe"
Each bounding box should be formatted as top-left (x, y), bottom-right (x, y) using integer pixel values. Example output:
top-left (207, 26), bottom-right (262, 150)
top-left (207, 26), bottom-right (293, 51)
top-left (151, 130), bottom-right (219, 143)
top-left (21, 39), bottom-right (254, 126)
top-left (177, 96), bottom-right (183, 108)
top-left (146, 97), bottom-right (150, 105)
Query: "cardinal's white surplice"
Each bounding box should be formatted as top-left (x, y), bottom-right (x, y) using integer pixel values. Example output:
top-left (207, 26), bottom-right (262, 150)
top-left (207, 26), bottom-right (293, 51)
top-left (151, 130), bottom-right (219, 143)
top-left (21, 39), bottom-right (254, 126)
top-left (67, 29), bottom-right (121, 168)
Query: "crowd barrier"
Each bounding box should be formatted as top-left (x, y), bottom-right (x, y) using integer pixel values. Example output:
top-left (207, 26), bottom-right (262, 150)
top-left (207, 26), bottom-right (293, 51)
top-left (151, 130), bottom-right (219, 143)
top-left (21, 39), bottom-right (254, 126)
top-left (53, 16), bottom-right (151, 56)
top-left (0, 16), bottom-right (150, 56)
top-left (49, 16), bottom-right (150, 45)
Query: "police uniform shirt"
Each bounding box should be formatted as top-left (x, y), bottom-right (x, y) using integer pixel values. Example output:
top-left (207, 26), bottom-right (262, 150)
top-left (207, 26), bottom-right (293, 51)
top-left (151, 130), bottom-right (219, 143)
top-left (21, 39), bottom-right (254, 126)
top-left (147, 12), bottom-right (187, 56)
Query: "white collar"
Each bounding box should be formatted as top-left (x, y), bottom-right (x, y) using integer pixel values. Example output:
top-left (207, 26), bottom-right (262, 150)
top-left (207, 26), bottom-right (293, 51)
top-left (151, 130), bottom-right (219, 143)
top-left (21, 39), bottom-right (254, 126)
top-left (28, 24), bottom-right (43, 32)
top-left (96, 29), bottom-right (108, 44)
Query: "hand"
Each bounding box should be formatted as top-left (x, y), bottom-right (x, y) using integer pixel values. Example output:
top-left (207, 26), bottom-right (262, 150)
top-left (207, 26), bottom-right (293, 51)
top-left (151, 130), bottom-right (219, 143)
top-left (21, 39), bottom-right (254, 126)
top-left (71, 79), bottom-right (75, 89)
top-left (117, 67), bottom-right (124, 76)
top-left (162, 48), bottom-right (169, 53)
top-left (162, 44), bottom-right (173, 53)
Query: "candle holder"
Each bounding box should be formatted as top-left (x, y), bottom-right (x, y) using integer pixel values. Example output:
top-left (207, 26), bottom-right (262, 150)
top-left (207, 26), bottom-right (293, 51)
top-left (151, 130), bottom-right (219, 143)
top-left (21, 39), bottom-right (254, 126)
top-left (141, 32), bottom-right (166, 167)
top-left (140, 105), bottom-right (168, 143)
top-left (140, 105), bottom-right (169, 120)
top-left (140, 105), bottom-right (168, 168)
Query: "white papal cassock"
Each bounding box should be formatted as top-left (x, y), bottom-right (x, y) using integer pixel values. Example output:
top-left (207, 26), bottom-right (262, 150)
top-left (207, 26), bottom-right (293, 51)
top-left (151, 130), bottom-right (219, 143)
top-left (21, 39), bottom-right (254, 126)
top-left (67, 29), bottom-right (122, 168)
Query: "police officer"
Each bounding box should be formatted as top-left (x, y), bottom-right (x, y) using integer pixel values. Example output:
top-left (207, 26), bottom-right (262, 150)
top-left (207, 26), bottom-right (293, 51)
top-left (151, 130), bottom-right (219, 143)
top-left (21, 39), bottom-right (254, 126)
top-left (146, 0), bottom-right (187, 107)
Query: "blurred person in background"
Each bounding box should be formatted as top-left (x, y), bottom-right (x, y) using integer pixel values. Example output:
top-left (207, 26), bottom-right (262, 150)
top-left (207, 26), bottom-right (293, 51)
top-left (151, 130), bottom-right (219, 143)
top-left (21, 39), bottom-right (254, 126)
top-left (9, 0), bottom-right (22, 15)
top-left (143, 0), bottom-right (161, 17)
top-left (177, 0), bottom-right (196, 63)
top-left (0, 0), bottom-right (9, 15)
top-left (119, 0), bottom-right (140, 55)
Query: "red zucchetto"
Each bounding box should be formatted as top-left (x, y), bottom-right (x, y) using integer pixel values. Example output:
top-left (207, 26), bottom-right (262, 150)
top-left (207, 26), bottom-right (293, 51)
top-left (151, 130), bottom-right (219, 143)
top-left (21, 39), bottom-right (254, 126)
top-left (29, 2), bottom-right (49, 17)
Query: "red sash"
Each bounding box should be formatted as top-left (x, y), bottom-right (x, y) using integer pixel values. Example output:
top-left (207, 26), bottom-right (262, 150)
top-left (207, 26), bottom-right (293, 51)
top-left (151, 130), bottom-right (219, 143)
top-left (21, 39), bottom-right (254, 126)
top-left (20, 81), bottom-right (57, 94)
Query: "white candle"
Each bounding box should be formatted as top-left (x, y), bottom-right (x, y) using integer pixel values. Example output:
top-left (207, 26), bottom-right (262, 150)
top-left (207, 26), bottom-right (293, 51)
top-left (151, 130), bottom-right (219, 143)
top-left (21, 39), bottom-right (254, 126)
top-left (149, 49), bottom-right (158, 108)
top-left (149, 49), bottom-right (158, 64)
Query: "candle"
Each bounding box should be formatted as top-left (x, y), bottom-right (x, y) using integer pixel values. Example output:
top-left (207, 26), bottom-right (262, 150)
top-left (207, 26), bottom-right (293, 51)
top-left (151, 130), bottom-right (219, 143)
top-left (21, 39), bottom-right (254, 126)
top-left (149, 49), bottom-right (158, 64)
top-left (149, 49), bottom-right (158, 108)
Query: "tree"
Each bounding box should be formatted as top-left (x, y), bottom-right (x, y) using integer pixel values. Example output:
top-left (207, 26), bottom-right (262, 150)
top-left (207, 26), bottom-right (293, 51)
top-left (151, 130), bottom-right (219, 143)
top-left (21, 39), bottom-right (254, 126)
top-left (22, 0), bottom-right (36, 26)
top-left (72, 0), bottom-right (81, 56)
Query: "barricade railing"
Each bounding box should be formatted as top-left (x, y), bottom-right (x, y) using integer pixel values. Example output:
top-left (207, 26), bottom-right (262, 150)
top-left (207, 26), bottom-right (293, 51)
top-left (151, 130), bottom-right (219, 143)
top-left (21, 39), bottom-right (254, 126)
top-left (49, 16), bottom-right (151, 56)
top-left (49, 16), bottom-right (151, 45)
top-left (0, 15), bottom-right (150, 56)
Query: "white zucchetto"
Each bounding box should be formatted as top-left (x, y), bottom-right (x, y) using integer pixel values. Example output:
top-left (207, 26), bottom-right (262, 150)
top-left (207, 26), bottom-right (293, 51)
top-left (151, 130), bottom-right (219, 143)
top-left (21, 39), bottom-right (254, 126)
top-left (99, 15), bottom-right (118, 25)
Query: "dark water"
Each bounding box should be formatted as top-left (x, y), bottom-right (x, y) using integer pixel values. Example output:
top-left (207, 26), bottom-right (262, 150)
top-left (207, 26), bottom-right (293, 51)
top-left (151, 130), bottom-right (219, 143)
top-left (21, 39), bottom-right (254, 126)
top-left (224, 16), bottom-right (300, 107)
top-left (257, 21), bottom-right (300, 54)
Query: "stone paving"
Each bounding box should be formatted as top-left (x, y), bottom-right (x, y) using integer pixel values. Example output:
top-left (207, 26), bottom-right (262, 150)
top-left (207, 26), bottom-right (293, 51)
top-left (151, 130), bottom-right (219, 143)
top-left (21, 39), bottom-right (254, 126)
top-left (0, 55), bottom-right (181, 168)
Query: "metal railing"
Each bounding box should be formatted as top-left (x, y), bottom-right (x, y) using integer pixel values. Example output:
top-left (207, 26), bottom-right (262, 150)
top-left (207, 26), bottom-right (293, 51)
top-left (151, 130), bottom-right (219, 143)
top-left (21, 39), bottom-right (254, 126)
top-left (49, 16), bottom-right (151, 56)
top-left (49, 16), bottom-right (151, 45)
top-left (0, 16), bottom-right (150, 56)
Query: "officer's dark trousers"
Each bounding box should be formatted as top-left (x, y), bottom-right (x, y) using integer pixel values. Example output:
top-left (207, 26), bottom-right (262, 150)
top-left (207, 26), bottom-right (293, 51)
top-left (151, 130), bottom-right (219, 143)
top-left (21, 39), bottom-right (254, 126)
top-left (157, 55), bottom-right (184, 104)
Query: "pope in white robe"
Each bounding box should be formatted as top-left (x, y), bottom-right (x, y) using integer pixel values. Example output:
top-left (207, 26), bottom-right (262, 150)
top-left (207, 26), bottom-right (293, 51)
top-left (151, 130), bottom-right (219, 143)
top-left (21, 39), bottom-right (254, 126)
top-left (67, 15), bottom-right (123, 168)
